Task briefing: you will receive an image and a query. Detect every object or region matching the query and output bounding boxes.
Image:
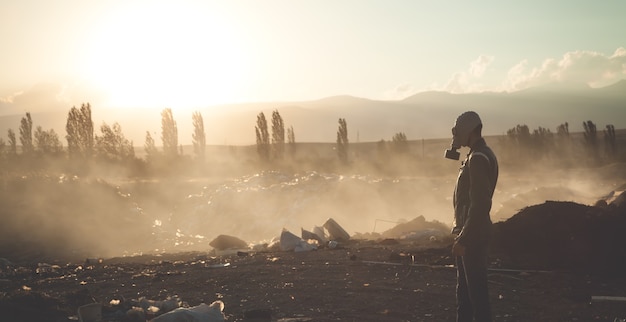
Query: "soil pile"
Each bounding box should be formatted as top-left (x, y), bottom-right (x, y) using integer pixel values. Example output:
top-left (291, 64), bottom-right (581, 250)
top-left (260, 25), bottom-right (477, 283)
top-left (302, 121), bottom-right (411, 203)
top-left (491, 196), bottom-right (626, 273)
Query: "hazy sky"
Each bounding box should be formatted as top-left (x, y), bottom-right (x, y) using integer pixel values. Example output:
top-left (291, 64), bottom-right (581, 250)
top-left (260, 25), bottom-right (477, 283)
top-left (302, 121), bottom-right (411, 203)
top-left (1, 0), bottom-right (625, 113)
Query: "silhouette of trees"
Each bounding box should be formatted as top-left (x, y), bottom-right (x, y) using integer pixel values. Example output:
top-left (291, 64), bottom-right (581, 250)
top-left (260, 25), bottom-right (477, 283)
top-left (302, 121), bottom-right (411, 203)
top-left (192, 111), bottom-right (206, 163)
top-left (391, 132), bottom-right (409, 154)
top-left (604, 124), bottom-right (616, 159)
top-left (336, 118), bottom-right (349, 163)
top-left (144, 131), bottom-right (158, 162)
top-left (583, 120), bottom-right (597, 148)
top-left (271, 110), bottom-right (285, 160)
top-left (0, 138), bottom-right (5, 162)
top-left (7, 129), bottom-right (17, 156)
top-left (66, 103), bottom-right (94, 160)
top-left (531, 126), bottom-right (553, 157)
top-left (287, 125), bottom-right (296, 158)
top-left (34, 126), bottom-right (62, 156)
top-left (505, 124), bottom-right (531, 159)
top-left (95, 122), bottom-right (134, 161)
top-left (255, 112), bottom-right (270, 162)
top-left (19, 112), bottom-right (34, 155)
top-left (161, 108), bottom-right (178, 160)
top-left (556, 122), bottom-right (569, 138)
top-left (583, 120), bottom-right (599, 162)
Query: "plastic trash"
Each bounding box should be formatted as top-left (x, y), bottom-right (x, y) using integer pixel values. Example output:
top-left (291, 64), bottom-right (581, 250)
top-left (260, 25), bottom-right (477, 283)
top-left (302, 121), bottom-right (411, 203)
top-left (313, 226), bottom-right (328, 243)
top-left (301, 228), bottom-right (324, 245)
top-left (151, 301), bottom-right (225, 322)
top-left (280, 229), bottom-right (317, 252)
top-left (323, 218), bottom-right (350, 241)
top-left (279, 229), bottom-right (302, 251)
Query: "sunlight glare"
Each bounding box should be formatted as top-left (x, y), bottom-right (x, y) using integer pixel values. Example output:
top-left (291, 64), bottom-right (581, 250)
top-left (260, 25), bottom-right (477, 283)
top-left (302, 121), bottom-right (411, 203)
top-left (85, 2), bottom-right (249, 111)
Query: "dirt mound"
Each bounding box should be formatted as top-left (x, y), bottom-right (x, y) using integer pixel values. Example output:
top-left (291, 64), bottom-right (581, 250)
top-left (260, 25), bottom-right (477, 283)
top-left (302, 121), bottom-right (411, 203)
top-left (491, 200), bottom-right (626, 273)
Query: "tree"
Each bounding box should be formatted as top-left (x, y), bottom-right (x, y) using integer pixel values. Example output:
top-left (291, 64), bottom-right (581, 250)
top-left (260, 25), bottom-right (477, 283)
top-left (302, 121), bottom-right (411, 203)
top-left (192, 111), bottom-right (206, 163)
top-left (336, 118), bottom-right (349, 163)
top-left (583, 120), bottom-right (599, 163)
top-left (19, 112), bottom-right (34, 155)
top-left (255, 112), bottom-right (270, 161)
top-left (34, 126), bottom-right (63, 155)
top-left (7, 129), bottom-right (17, 156)
top-left (531, 126), bottom-right (553, 157)
top-left (0, 138), bottom-right (5, 161)
top-left (287, 125), bottom-right (296, 158)
top-left (144, 131), bottom-right (158, 162)
top-left (604, 124), bottom-right (616, 159)
top-left (271, 110), bottom-right (285, 160)
top-left (583, 120), bottom-right (598, 149)
top-left (95, 122), bottom-right (134, 161)
top-left (65, 103), bottom-right (94, 159)
top-left (161, 108), bottom-right (178, 160)
top-left (391, 132), bottom-right (409, 154)
top-left (556, 122), bottom-right (569, 138)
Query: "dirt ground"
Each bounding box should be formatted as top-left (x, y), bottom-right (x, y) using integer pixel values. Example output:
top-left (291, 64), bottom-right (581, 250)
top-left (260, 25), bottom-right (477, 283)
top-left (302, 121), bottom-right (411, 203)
top-left (1, 181), bottom-right (625, 322)
top-left (2, 238), bottom-right (626, 322)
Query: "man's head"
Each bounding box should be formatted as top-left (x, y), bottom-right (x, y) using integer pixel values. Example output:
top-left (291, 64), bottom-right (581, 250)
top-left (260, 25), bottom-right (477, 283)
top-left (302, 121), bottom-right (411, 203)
top-left (444, 111), bottom-right (482, 160)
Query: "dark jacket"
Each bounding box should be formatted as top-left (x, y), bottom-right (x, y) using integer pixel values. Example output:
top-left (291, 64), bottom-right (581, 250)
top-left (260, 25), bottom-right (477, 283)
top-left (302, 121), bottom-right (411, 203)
top-left (452, 138), bottom-right (498, 246)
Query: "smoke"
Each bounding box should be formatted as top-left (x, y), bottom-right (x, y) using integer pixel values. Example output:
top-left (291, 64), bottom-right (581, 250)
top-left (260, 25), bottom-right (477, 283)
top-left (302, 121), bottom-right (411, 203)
top-left (1, 136), bottom-right (624, 264)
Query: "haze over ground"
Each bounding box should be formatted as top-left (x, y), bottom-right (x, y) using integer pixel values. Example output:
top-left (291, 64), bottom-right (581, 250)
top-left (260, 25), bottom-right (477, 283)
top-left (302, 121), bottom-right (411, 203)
top-left (1, 1), bottom-right (625, 145)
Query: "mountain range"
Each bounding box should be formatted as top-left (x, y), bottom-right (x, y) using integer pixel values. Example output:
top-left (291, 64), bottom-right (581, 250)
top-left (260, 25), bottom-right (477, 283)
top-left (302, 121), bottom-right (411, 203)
top-left (1, 80), bottom-right (625, 145)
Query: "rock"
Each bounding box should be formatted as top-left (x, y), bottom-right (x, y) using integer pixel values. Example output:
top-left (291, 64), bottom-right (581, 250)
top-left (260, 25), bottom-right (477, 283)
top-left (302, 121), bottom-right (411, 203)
top-left (209, 235), bottom-right (248, 251)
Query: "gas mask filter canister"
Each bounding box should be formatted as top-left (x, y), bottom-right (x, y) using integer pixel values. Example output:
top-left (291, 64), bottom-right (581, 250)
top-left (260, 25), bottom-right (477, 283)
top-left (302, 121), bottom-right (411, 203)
top-left (444, 111), bottom-right (482, 160)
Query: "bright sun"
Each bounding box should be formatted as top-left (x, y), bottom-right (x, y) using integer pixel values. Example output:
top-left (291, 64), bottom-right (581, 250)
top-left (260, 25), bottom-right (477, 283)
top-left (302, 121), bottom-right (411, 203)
top-left (84, 2), bottom-right (249, 111)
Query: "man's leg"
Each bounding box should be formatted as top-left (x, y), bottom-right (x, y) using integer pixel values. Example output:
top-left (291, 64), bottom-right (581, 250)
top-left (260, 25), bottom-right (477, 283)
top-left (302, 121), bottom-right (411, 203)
top-left (462, 245), bottom-right (492, 322)
top-left (456, 256), bottom-right (473, 322)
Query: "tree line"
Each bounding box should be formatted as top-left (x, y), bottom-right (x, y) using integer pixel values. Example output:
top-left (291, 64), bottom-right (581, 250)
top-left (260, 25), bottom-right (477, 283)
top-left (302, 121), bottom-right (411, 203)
top-left (503, 120), bottom-right (620, 166)
top-left (1, 102), bottom-right (622, 176)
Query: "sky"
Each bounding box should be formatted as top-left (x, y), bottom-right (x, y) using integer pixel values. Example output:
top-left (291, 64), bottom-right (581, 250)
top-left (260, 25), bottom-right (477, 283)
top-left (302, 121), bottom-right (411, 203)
top-left (1, 0), bottom-right (625, 115)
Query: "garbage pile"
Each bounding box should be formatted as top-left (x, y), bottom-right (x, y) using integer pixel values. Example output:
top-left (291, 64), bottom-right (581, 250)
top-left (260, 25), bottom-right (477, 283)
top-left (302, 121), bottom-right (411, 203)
top-left (209, 218), bottom-right (353, 254)
top-left (491, 190), bottom-right (626, 273)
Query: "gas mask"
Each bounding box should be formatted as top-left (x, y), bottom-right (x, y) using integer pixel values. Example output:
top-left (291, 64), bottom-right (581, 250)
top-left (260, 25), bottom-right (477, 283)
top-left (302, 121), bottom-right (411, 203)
top-left (444, 111), bottom-right (482, 160)
top-left (444, 127), bottom-right (462, 160)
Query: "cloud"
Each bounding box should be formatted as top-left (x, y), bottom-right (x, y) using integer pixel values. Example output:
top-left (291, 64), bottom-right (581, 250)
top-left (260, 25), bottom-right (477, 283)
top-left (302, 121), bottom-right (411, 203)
top-left (388, 54), bottom-right (496, 98)
top-left (503, 47), bottom-right (626, 91)
top-left (383, 83), bottom-right (420, 100)
top-left (443, 55), bottom-right (495, 94)
top-left (0, 91), bottom-right (23, 104)
top-left (0, 82), bottom-right (107, 116)
top-left (469, 55), bottom-right (495, 78)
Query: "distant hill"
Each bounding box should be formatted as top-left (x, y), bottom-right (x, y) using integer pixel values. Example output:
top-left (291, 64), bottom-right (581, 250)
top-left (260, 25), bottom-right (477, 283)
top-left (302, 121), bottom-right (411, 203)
top-left (1, 81), bottom-right (625, 145)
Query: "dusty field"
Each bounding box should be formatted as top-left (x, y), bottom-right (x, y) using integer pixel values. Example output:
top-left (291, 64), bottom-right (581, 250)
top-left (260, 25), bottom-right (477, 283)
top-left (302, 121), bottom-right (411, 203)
top-left (2, 238), bottom-right (626, 322)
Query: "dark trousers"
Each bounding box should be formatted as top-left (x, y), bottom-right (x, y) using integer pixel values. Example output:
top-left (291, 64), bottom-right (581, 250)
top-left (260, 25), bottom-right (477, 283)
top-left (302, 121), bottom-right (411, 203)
top-left (456, 244), bottom-right (492, 322)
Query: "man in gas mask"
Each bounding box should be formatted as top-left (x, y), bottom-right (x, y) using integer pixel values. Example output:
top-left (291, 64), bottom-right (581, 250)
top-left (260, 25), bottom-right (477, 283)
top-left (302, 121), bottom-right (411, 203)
top-left (445, 111), bottom-right (498, 322)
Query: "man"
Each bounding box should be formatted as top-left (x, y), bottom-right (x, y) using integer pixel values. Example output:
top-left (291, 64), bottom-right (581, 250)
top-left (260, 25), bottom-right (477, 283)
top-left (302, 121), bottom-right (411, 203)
top-left (445, 111), bottom-right (498, 322)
